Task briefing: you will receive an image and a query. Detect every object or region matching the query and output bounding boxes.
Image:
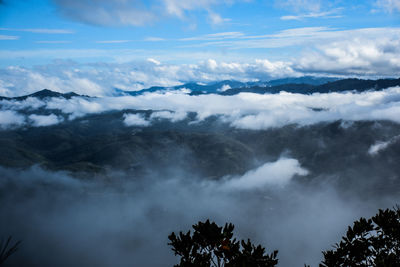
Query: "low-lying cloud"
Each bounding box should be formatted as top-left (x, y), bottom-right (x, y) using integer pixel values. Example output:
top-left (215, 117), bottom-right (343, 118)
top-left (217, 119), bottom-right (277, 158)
top-left (123, 113), bottom-right (150, 127)
top-left (1, 156), bottom-right (398, 267)
top-left (2, 86), bottom-right (400, 130)
top-left (28, 114), bottom-right (63, 127)
top-left (222, 158), bottom-right (308, 190)
top-left (368, 134), bottom-right (400, 155)
top-left (0, 110), bottom-right (25, 128)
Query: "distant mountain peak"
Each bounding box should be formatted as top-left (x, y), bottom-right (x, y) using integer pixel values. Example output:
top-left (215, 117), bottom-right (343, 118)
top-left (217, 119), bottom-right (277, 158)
top-left (0, 89), bottom-right (83, 101)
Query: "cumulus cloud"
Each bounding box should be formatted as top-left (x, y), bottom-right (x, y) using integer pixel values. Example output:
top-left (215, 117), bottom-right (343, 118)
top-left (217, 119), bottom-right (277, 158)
top-left (296, 35), bottom-right (400, 76)
top-left (28, 114), bottom-right (63, 127)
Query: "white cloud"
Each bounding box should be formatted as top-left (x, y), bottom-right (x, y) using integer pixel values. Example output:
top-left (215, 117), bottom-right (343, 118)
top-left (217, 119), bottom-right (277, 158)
top-left (182, 27), bottom-right (400, 52)
top-left (207, 11), bottom-right (231, 25)
top-left (147, 58), bottom-right (161, 65)
top-left (376, 0), bottom-right (400, 13)
top-left (5, 84), bottom-right (400, 130)
top-left (0, 27), bottom-right (399, 98)
top-left (0, 110), bottom-right (25, 128)
top-left (29, 114), bottom-right (63, 126)
top-left (217, 84), bottom-right (231, 92)
top-left (1, 27), bottom-right (399, 79)
top-left (162, 0), bottom-right (224, 18)
top-left (150, 110), bottom-right (187, 122)
top-left (0, 59), bottom-right (297, 97)
top-left (368, 135), bottom-right (400, 155)
top-left (280, 9), bottom-right (342, 20)
top-left (223, 158), bottom-right (308, 190)
top-left (123, 113), bottom-right (150, 126)
top-left (296, 35), bottom-right (400, 76)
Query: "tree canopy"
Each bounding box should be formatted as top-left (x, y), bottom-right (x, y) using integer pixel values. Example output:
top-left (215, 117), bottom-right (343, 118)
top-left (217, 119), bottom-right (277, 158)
top-left (168, 219), bottom-right (278, 267)
top-left (321, 207), bottom-right (400, 267)
top-left (169, 207), bottom-right (400, 267)
top-left (0, 236), bottom-right (21, 266)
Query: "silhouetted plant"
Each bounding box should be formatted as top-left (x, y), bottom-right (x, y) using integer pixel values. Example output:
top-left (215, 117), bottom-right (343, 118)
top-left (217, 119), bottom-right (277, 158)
top-left (168, 219), bottom-right (278, 267)
top-left (320, 206), bottom-right (400, 267)
top-left (0, 236), bottom-right (21, 265)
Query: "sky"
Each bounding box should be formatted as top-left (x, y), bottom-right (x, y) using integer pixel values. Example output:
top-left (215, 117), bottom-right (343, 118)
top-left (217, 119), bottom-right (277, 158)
top-left (0, 0), bottom-right (399, 95)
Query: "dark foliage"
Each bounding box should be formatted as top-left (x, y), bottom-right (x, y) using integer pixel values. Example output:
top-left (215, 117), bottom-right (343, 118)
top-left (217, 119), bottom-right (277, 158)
top-left (320, 206), bottom-right (400, 267)
top-left (168, 220), bottom-right (278, 267)
top-left (0, 236), bottom-right (21, 265)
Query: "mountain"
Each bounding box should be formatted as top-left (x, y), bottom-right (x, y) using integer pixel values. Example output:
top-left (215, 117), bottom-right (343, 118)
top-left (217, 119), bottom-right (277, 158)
top-left (0, 89), bottom-right (85, 101)
top-left (1, 77), bottom-right (399, 102)
top-left (308, 78), bottom-right (400, 93)
top-left (0, 109), bottom-right (399, 195)
top-left (116, 77), bottom-right (338, 96)
top-left (118, 80), bottom-right (250, 96)
top-left (266, 76), bottom-right (338, 86)
top-left (113, 77), bottom-right (399, 97)
top-left (220, 78), bottom-right (400, 95)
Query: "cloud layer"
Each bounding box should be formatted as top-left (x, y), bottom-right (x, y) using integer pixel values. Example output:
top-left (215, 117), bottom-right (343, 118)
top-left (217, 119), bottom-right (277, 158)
top-left (2, 85), bottom-right (400, 129)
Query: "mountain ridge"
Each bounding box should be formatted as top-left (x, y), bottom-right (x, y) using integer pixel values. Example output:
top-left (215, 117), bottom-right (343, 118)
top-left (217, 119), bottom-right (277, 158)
top-left (1, 77), bottom-right (400, 100)
top-left (0, 89), bottom-right (86, 101)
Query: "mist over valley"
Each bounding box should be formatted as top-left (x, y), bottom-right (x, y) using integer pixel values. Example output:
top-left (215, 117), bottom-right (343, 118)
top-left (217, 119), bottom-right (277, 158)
top-left (1, 79), bottom-right (400, 266)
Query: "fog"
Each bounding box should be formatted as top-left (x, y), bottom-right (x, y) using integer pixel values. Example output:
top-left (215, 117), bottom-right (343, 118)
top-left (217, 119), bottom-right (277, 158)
top-left (1, 157), bottom-right (399, 267)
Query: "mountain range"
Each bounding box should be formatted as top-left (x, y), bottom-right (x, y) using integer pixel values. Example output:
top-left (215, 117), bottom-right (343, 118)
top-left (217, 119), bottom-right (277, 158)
top-left (1, 77), bottom-right (400, 100)
top-left (117, 77), bottom-right (400, 97)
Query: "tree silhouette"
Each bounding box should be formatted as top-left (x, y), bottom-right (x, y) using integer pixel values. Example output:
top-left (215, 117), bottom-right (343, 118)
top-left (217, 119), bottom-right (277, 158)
top-left (0, 236), bottom-right (21, 266)
top-left (320, 206), bottom-right (400, 266)
top-left (168, 219), bottom-right (278, 267)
